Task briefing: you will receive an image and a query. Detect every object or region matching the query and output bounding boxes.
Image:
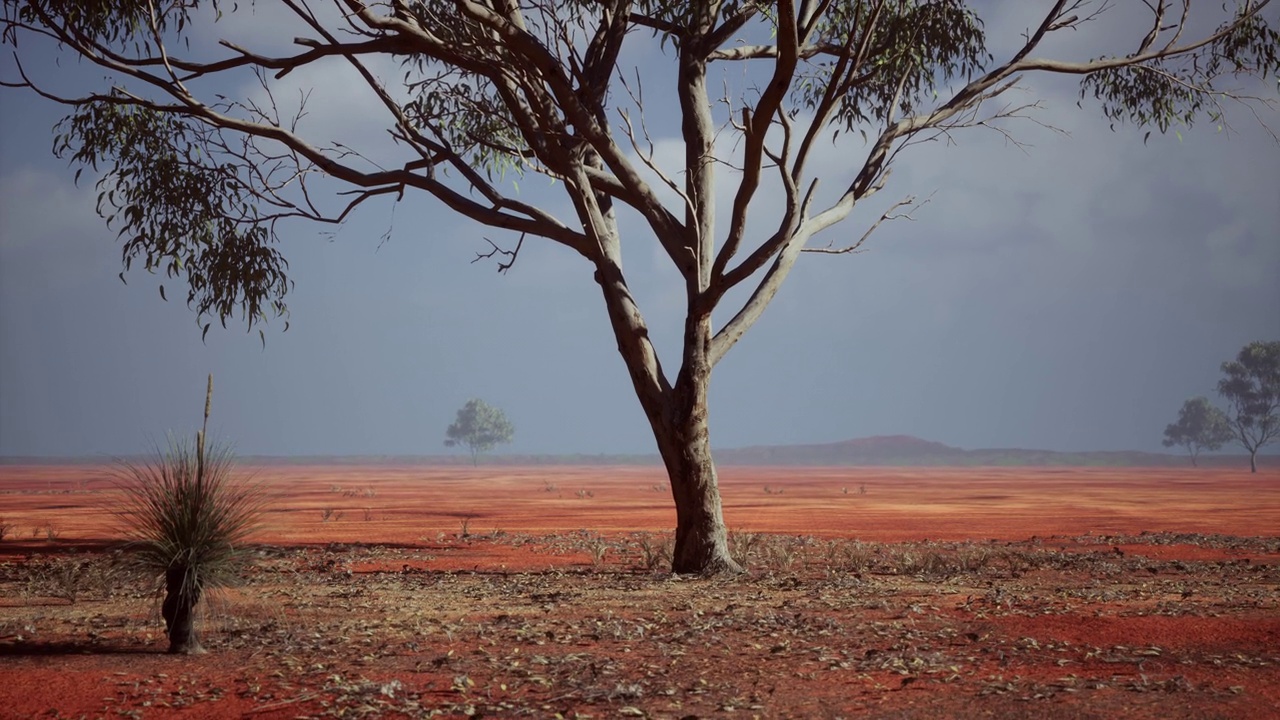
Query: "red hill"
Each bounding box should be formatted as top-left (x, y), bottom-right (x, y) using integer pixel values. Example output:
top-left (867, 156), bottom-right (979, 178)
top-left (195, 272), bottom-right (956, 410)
top-left (718, 435), bottom-right (966, 465)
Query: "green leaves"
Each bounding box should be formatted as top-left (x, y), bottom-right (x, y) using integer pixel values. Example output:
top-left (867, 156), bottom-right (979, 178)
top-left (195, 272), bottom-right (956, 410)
top-left (1218, 341), bottom-right (1280, 434)
top-left (1080, 61), bottom-right (1201, 134)
top-left (1215, 341), bottom-right (1279, 470)
top-left (402, 76), bottom-right (528, 181)
top-left (114, 434), bottom-right (268, 599)
top-left (1080, 3), bottom-right (1280, 137)
top-left (1215, 9), bottom-right (1280, 80)
top-left (53, 99), bottom-right (290, 334)
top-left (445, 398), bottom-right (515, 464)
top-left (5, 0), bottom-right (210, 48)
top-left (796, 1), bottom-right (990, 128)
top-left (1161, 396), bottom-right (1235, 464)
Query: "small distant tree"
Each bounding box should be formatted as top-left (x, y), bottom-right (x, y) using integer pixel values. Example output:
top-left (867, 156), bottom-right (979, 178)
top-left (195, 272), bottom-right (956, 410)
top-left (445, 399), bottom-right (515, 465)
top-left (1217, 341), bottom-right (1280, 473)
top-left (1162, 396), bottom-right (1234, 467)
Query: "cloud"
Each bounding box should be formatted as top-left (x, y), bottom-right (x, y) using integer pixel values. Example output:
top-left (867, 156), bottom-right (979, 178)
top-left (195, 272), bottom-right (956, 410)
top-left (2, 2), bottom-right (1276, 456)
top-left (0, 167), bottom-right (108, 287)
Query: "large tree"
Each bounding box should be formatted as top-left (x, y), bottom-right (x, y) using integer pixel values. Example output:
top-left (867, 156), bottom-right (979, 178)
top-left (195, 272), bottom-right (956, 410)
top-left (1217, 341), bottom-right (1280, 473)
top-left (1162, 396), bottom-right (1234, 467)
top-left (2, 1), bottom-right (1276, 574)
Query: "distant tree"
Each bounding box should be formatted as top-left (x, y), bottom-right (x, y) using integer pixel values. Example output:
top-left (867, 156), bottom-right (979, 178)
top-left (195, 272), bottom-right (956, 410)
top-left (1162, 397), bottom-right (1234, 467)
top-left (445, 399), bottom-right (515, 465)
top-left (1217, 341), bottom-right (1280, 473)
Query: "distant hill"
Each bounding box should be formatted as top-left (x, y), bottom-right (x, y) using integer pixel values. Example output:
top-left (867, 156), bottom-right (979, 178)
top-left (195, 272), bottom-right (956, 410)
top-left (718, 434), bottom-right (965, 465)
top-left (716, 435), bottom-right (1270, 468)
top-left (1, 435), bottom-right (1271, 468)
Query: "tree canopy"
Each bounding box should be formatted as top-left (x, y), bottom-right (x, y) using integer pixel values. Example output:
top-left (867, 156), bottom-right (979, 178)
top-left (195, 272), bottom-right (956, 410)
top-left (1162, 396), bottom-right (1234, 467)
top-left (1217, 340), bottom-right (1280, 473)
top-left (445, 398), bottom-right (515, 464)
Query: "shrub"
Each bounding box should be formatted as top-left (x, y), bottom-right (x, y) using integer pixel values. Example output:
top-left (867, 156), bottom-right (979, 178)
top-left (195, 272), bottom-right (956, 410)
top-left (634, 533), bottom-right (673, 572)
top-left (588, 536), bottom-right (609, 566)
top-left (727, 531), bottom-right (762, 566)
top-left (114, 375), bottom-right (267, 654)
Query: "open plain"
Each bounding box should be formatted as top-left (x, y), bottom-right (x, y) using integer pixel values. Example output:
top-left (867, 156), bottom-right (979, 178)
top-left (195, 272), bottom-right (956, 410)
top-left (1, 465), bottom-right (1277, 719)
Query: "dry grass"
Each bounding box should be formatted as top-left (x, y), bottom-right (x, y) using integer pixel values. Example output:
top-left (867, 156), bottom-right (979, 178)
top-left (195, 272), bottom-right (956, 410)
top-left (2, 530), bottom-right (1277, 718)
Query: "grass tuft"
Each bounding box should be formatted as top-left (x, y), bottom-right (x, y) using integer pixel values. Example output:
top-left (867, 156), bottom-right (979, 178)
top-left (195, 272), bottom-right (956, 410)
top-left (115, 435), bottom-right (267, 593)
top-left (113, 433), bottom-right (268, 651)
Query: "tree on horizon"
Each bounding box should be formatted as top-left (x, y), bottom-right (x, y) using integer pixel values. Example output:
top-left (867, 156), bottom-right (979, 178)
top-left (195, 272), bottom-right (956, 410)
top-left (1218, 341), bottom-right (1280, 473)
top-left (445, 398), bottom-right (515, 465)
top-left (1162, 396), bottom-right (1235, 468)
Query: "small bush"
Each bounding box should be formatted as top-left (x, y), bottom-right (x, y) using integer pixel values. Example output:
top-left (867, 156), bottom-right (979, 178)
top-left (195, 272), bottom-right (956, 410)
top-left (114, 377), bottom-right (268, 656)
top-left (823, 539), bottom-right (871, 573)
top-left (753, 534), bottom-right (800, 572)
top-left (956, 546), bottom-right (994, 573)
top-left (727, 531), bottom-right (762, 565)
top-left (588, 537), bottom-right (609, 566)
top-left (634, 533), bottom-right (673, 572)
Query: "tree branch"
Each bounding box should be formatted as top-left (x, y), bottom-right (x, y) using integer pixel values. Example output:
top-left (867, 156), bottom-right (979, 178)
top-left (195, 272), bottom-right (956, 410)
top-left (472, 234), bottom-right (526, 273)
top-left (801, 193), bottom-right (930, 255)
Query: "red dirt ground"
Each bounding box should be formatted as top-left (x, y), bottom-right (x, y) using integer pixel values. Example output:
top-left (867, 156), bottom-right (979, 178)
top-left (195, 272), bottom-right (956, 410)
top-left (1, 465), bottom-right (1277, 719)
top-left (3, 465), bottom-right (1276, 545)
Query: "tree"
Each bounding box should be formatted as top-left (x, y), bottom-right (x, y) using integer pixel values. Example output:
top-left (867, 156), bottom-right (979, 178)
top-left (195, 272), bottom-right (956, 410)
top-left (1217, 341), bottom-right (1280, 473)
top-left (1162, 396), bottom-right (1234, 467)
top-left (445, 398), bottom-right (515, 464)
top-left (2, 1), bottom-right (1277, 574)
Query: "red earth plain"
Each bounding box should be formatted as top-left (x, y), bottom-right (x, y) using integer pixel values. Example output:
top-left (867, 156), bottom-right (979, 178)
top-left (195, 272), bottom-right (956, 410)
top-left (1, 465), bottom-right (1277, 719)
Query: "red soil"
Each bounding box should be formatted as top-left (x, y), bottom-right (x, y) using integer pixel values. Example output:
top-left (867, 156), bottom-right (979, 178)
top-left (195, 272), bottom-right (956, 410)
top-left (2, 465), bottom-right (1275, 547)
top-left (1, 465), bottom-right (1277, 719)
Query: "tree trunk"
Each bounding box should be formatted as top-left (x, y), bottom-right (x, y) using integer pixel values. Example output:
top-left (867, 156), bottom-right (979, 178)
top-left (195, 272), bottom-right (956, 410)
top-left (593, 251), bottom-right (741, 575)
top-left (658, 309), bottom-right (742, 576)
top-left (1249, 449), bottom-right (1257, 473)
top-left (162, 566), bottom-right (204, 654)
top-left (655, 381), bottom-right (743, 576)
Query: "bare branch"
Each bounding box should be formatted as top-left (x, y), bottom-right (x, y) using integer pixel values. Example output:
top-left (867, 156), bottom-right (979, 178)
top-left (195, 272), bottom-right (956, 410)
top-left (617, 70), bottom-right (692, 212)
top-left (711, 0), bottom-right (802, 285)
top-left (802, 193), bottom-right (931, 255)
top-left (709, 42), bottom-right (842, 62)
top-left (472, 234), bottom-right (526, 273)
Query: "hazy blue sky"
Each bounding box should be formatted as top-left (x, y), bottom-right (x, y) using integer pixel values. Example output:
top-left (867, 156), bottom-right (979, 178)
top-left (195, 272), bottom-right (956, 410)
top-left (1, 2), bottom-right (1277, 458)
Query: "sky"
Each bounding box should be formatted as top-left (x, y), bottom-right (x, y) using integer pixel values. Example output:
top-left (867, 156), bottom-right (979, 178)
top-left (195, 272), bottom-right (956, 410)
top-left (0, 2), bottom-right (1277, 458)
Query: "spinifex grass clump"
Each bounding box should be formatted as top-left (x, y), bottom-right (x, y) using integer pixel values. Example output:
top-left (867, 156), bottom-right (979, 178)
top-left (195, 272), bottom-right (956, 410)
top-left (115, 375), bottom-right (266, 654)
